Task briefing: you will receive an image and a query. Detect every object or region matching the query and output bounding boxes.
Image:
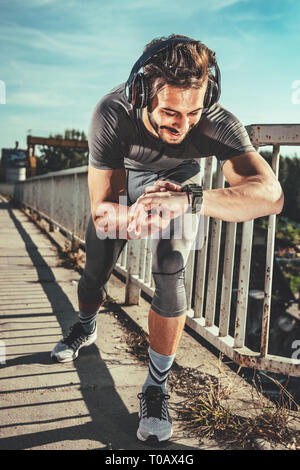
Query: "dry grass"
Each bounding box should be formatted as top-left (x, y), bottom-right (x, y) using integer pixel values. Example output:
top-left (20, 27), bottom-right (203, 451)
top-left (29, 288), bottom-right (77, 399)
top-left (109, 302), bottom-right (300, 450)
top-left (57, 239), bottom-right (85, 270)
top-left (171, 360), bottom-right (300, 449)
top-left (173, 375), bottom-right (299, 449)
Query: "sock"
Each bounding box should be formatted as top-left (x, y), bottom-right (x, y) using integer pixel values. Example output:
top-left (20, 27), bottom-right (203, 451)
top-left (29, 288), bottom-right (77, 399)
top-left (142, 347), bottom-right (176, 394)
top-left (78, 310), bottom-right (97, 334)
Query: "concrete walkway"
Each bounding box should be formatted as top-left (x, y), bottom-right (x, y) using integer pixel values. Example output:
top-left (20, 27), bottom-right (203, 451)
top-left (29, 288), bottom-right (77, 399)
top-left (0, 195), bottom-right (217, 450)
top-left (0, 194), bottom-right (288, 451)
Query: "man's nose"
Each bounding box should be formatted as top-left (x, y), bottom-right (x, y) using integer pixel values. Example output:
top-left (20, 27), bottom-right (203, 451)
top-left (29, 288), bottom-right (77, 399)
top-left (173, 115), bottom-right (190, 133)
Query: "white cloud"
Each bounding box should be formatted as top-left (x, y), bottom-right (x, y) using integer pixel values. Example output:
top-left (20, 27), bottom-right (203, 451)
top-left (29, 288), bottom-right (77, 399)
top-left (7, 59), bottom-right (102, 83)
top-left (208, 0), bottom-right (247, 11)
top-left (8, 90), bottom-right (74, 107)
top-left (0, 23), bottom-right (104, 59)
top-left (0, 18), bottom-right (141, 68)
top-left (2, 0), bottom-right (58, 7)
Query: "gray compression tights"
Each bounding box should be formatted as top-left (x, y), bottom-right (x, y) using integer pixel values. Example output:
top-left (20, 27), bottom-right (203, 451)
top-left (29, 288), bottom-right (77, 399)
top-left (78, 160), bottom-right (202, 318)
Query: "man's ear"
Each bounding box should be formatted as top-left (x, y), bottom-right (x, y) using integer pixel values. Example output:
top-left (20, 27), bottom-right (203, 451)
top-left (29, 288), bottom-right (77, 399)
top-left (147, 94), bottom-right (158, 113)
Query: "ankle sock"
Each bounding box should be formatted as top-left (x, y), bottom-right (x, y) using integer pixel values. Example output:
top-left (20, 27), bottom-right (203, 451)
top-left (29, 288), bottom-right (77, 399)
top-left (78, 310), bottom-right (97, 334)
top-left (142, 347), bottom-right (176, 394)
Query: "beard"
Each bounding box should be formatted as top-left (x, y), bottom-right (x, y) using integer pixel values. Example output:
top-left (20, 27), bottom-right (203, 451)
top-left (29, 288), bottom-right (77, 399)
top-left (147, 111), bottom-right (194, 145)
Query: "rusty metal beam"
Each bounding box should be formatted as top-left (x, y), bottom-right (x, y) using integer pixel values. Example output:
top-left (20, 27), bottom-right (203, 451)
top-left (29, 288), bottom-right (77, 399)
top-left (27, 135), bottom-right (88, 148)
top-left (186, 313), bottom-right (300, 377)
top-left (246, 124), bottom-right (300, 146)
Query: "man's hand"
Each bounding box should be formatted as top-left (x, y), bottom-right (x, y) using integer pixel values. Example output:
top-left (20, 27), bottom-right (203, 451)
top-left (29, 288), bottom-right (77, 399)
top-left (144, 180), bottom-right (183, 194)
top-left (94, 180), bottom-right (190, 240)
top-left (128, 189), bottom-right (187, 238)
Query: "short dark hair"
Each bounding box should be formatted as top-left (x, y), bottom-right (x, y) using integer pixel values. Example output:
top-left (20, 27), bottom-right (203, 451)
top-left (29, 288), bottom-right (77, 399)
top-left (143, 34), bottom-right (218, 100)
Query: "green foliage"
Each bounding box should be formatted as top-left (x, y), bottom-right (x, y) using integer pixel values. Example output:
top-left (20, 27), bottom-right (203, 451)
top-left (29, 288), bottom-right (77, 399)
top-left (257, 215), bottom-right (300, 246)
top-left (276, 217), bottom-right (300, 245)
top-left (258, 213), bottom-right (300, 296)
top-left (260, 151), bottom-right (300, 223)
top-left (285, 262), bottom-right (300, 293)
top-left (36, 129), bottom-right (88, 175)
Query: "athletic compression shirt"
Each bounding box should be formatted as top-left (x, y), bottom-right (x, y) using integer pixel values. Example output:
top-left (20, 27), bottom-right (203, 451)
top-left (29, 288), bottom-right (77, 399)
top-left (88, 84), bottom-right (255, 172)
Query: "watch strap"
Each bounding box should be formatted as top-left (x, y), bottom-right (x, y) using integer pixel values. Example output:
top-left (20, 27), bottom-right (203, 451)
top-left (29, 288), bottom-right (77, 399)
top-left (181, 183), bottom-right (203, 214)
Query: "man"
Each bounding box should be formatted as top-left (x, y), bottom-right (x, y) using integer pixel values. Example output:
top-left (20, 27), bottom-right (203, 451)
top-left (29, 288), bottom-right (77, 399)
top-left (51, 34), bottom-right (283, 443)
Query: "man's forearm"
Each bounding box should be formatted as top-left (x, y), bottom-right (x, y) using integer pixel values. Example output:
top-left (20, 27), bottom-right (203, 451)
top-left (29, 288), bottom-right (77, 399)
top-left (94, 202), bottom-right (132, 239)
top-left (93, 194), bottom-right (184, 239)
top-left (202, 178), bottom-right (284, 222)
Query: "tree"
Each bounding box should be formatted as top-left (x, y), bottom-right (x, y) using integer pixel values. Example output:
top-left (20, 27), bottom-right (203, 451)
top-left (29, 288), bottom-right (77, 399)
top-left (260, 151), bottom-right (300, 223)
top-left (36, 129), bottom-right (88, 175)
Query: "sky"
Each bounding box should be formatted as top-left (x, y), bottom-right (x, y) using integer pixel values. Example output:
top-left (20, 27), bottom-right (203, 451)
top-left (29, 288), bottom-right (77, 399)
top-left (0, 0), bottom-right (299, 157)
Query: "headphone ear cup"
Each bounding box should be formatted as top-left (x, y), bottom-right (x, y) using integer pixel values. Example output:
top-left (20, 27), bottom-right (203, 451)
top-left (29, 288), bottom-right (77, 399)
top-left (142, 77), bottom-right (149, 109)
top-left (203, 80), bottom-right (213, 109)
top-left (203, 78), bottom-right (219, 110)
top-left (210, 80), bottom-right (220, 107)
top-left (131, 73), bottom-right (148, 108)
top-left (125, 80), bottom-right (133, 104)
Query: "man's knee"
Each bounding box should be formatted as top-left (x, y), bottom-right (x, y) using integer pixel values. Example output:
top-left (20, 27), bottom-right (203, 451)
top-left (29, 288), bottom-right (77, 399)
top-left (151, 269), bottom-right (187, 318)
top-left (77, 274), bottom-right (107, 305)
top-left (152, 239), bottom-right (185, 272)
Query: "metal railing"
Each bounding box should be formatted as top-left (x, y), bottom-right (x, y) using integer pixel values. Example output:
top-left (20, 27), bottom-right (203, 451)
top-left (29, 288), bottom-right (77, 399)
top-left (1, 124), bottom-right (300, 377)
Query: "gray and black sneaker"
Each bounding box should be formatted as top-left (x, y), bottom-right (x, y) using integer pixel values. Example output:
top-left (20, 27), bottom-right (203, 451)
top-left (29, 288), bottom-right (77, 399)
top-left (137, 385), bottom-right (172, 443)
top-left (51, 322), bottom-right (97, 363)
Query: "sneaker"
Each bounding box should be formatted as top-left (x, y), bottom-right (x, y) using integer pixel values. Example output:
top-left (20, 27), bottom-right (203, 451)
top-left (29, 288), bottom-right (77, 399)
top-left (51, 322), bottom-right (97, 363)
top-left (137, 385), bottom-right (172, 443)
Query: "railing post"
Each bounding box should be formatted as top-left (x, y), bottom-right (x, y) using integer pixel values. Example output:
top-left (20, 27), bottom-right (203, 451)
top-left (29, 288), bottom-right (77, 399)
top-left (260, 144), bottom-right (280, 357)
top-left (185, 249), bottom-right (196, 311)
top-left (36, 179), bottom-right (41, 219)
top-left (193, 156), bottom-right (213, 318)
top-left (205, 163), bottom-right (224, 327)
top-left (120, 242), bottom-right (128, 269)
top-left (125, 239), bottom-right (141, 305)
top-left (144, 237), bottom-right (152, 286)
top-left (49, 176), bottom-right (55, 232)
top-left (234, 219), bottom-right (254, 348)
top-left (219, 221), bottom-right (237, 337)
top-left (72, 173), bottom-right (79, 250)
top-left (138, 238), bottom-right (147, 282)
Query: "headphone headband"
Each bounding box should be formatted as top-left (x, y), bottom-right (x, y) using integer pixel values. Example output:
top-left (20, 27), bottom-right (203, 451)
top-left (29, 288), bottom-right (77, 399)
top-left (125, 37), bottom-right (221, 110)
top-left (126, 37), bottom-right (195, 89)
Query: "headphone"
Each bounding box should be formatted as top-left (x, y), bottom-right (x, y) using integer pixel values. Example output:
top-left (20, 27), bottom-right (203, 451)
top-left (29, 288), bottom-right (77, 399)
top-left (125, 37), bottom-right (221, 110)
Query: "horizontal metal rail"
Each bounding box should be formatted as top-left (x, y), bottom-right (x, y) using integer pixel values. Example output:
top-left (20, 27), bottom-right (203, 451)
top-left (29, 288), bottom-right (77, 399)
top-left (1, 124), bottom-right (299, 377)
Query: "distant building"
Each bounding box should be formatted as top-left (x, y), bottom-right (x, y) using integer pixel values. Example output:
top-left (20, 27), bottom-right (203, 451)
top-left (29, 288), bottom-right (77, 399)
top-left (1, 142), bottom-right (26, 182)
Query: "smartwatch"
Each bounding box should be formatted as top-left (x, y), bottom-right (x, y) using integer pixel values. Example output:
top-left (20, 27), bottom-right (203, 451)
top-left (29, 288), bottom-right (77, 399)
top-left (181, 183), bottom-right (203, 214)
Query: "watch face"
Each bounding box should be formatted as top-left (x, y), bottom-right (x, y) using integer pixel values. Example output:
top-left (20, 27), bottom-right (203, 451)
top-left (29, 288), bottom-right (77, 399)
top-left (181, 184), bottom-right (203, 213)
